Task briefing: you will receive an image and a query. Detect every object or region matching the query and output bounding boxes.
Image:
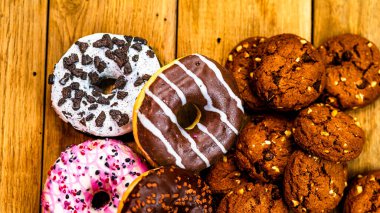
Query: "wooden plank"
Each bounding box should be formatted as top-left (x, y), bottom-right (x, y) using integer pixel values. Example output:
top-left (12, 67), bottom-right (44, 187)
top-left (177, 0), bottom-right (312, 64)
top-left (43, 0), bottom-right (177, 182)
top-left (0, 0), bottom-right (47, 211)
top-left (314, 0), bottom-right (380, 177)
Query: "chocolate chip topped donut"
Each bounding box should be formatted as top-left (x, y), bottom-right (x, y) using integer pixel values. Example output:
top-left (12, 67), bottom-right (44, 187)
top-left (133, 54), bottom-right (244, 172)
top-left (118, 166), bottom-right (213, 212)
top-left (251, 34), bottom-right (326, 111)
top-left (318, 34), bottom-right (380, 109)
top-left (49, 33), bottom-right (160, 136)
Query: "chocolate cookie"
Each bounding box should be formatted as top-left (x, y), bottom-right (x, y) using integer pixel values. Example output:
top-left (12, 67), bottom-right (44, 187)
top-left (236, 114), bottom-right (295, 182)
top-left (344, 171), bottom-right (380, 213)
top-left (206, 154), bottom-right (248, 194)
top-left (251, 34), bottom-right (326, 111)
top-left (284, 150), bottom-right (348, 213)
top-left (318, 34), bottom-right (380, 109)
top-left (294, 103), bottom-right (365, 162)
top-left (225, 37), bottom-right (267, 111)
top-left (217, 182), bottom-right (288, 213)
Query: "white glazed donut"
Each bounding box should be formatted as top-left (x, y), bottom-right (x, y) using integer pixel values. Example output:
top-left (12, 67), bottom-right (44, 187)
top-left (41, 139), bottom-right (148, 212)
top-left (49, 33), bottom-right (160, 136)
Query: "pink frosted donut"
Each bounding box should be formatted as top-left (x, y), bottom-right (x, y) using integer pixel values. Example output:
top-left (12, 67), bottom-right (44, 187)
top-left (41, 139), bottom-right (147, 212)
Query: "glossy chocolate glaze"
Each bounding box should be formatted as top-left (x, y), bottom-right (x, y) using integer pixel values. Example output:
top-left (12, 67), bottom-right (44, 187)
top-left (120, 166), bottom-right (213, 212)
top-left (136, 54), bottom-right (244, 171)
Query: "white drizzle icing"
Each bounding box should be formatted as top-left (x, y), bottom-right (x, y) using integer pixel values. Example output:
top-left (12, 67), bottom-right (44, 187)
top-left (158, 73), bottom-right (187, 105)
top-left (194, 53), bottom-right (244, 112)
top-left (196, 123), bottom-right (227, 153)
top-left (145, 89), bottom-right (211, 167)
top-left (174, 61), bottom-right (239, 134)
top-left (137, 112), bottom-right (185, 169)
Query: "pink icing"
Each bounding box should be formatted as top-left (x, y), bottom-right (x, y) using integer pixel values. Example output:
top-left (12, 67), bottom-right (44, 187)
top-left (41, 139), bottom-right (148, 212)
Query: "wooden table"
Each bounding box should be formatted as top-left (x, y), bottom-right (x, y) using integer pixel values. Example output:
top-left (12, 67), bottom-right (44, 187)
top-left (1, 0), bottom-right (379, 211)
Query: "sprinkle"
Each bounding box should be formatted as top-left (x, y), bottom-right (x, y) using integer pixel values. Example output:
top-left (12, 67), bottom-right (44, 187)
top-left (300, 39), bottom-right (307, 44)
top-left (356, 185), bottom-right (363, 194)
top-left (343, 143), bottom-right (348, 147)
top-left (324, 150), bottom-right (330, 153)
top-left (243, 42), bottom-right (249, 48)
top-left (344, 150), bottom-right (349, 153)
top-left (355, 93), bottom-right (364, 102)
top-left (334, 81), bottom-right (339, 86)
top-left (244, 52), bottom-right (250, 58)
top-left (331, 110), bottom-right (338, 117)
top-left (238, 188), bottom-right (244, 194)
top-left (292, 200), bottom-right (300, 207)
top-left (272, 166), bottom-right (280, 173)
top-left (358, 174), bottom-right (363, 178)
top-left (369, 175), bottom-right (376, 181)
top-left (228, 54), bottom-right (233, 61)
top-left (340, 77), bottom-right (347, 82)
top-left (223, 156), bottom-right (228, 163)
top-left (345, 182), bottom-right (348, 187)
top-left (254, 57), bottom-right (261, 62)
top-left (264, 140), bottom-right (271, 145)
top-left (368, 42), bottom-right (373, 48)
top-left (371, 81), bottom-right (377, 87)
top-left (296, 57), bottom-right (300, 62)
top-left (321, 131), bottom-right (330, 136)
top-left (250, 72), bottom-right (254, 78)
top-left (235, 180), bottom-right (241, 185)
top-left (284, 130), bottom-right (292, 137)
top-left (259, 38), bottom-right (265, 43)
top-left (378, 69), bottom-right (380, 74)
top-left (307, 86), bottom-right (312, 91)
top-left (307, 108), bottom-right (313, 114)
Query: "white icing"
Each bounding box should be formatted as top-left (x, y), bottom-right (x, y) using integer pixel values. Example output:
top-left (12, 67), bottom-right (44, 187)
top-left (196, 123), bottom-right (227, 153)
top-left (51, 33), bottom-right (160, 136)
top-left (174, 61), bottom-right (239, 134)
top-left (137, 112), bottom-right (185, 169)
top-left (194, 54), bottom-right (244, 112)
top-left (158, 73), bottom-right (187, 105)
top-left (145, 90), bottom-right (210, 167)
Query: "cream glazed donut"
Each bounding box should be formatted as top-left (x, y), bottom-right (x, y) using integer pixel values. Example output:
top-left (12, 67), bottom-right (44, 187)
top-left (133, 54), bottom-right (245, 172)
top-left (41, 139), bottom-right (148, 212)
top-left (48, 33), bottom-right (160, 136)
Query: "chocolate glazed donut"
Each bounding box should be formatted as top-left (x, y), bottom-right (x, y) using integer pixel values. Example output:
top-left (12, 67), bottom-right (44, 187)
top-left (118, 166), bottom-right (213, 213)
top-left (133, 54), bottom-right (244, 172)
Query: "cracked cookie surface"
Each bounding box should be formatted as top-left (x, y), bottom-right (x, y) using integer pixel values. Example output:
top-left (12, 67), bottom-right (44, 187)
top-left (251, 34), bottom-right (326, 111)
top-left (225, 37), bottom-right (267, 111)
top-left (344, 171), bottom-right (380, 213)
top-left (294, 103), bottom-right (365, 162)
top-left (206, 154), bottom-right (248, 194)
top-left (318, 34), bottom-right (380, 109)
top-left (236, 114), bottom-right (295, 183)
top-left (217, 182), bottom-right (288, 213)
top-left (284, 150), bottom-right (347, 213)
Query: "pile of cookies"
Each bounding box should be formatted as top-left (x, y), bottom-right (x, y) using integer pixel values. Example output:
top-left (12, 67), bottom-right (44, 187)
top-left (206, 33), bottom-right (380, 212)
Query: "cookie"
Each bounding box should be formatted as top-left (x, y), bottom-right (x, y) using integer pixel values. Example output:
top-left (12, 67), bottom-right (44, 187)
top-left (225, 37), bottom-right (267, 111)
top-left (294, 103), bottom-right (365, 162)
top-left (206, 154), bottom-right (248, 194)
top-left (235, 114), bottom-right (294, 183)
top-left (318, 34), bottom-right (380, 109)
top-left (217, 182), bottom-right (288, 213)
top-left (284, 150), bottom-right (348, 213)
top-left (251, 34), bottom-right (326, 111)
top-left (344, 171), bottom-right (380, 213)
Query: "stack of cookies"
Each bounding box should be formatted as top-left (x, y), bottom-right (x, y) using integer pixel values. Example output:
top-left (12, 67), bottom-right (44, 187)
top-left (207, 33), bottom-right (380, 212)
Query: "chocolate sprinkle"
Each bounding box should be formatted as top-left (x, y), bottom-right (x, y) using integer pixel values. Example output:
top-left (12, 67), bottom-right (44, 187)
top-left (146, 50), bottom-right (155, 58)
top-left (94, 56), bottom-right (107, 73)
top-left (97, 96), bottom-right (110, 105)
top-left (59, 73), bottom-right (71, 85)
top-left (117, 91), bottom-right (128, 100)
top-left (86, 113), bottom-right (95, 121)
top-left (132, 55), bottom-right (139, 62)
top-left (131, 43), bottom-right (142, 51)
top-left (134, 77), bottom-right (144, 87)
top-left (75, 41), bottom-right (89, 53)
top-left (88, 72), bottom-right (100, 85)
top-left (93, 34), bottom-right (113, 49)
top-left (112, 37), bottom-right (125, 47)
top-left (82, 54), bottom-right (93, 65)
top-left (114, 76), bottom-right (127, 89)
top-left (88, 104), bottom-right (98, 110)
top-left (95, 111), bottom-right (106, 127)
top-left (133, 37), bottom-right (147, 45)
top-left (123, 61), bottom-right (132, 75)
top-left (48, 74), bottom-right (55, 84)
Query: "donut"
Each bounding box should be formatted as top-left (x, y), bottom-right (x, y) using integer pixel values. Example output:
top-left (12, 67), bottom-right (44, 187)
top-left (118, 166), bottom-right (213, 212)
top-left (133, 54), bottom-right (245, 171)
top-left (48, 33), bottom-right (160, 136)
top-left (41, 139), bottom-right (148, 212)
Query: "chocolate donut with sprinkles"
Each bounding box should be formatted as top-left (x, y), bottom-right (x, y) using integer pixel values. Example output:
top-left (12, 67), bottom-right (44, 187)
top-left (48, 33), bottom-right (160, 136)
top-left (133, 54), bottom-right (244, 172)
top-left (118, 166), bottom-right (213, 212)
top-left (41, 139), bottom-right (148, 212)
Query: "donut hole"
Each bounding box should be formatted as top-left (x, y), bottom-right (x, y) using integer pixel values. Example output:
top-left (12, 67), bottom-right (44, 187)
top-left (91, 190), bottom-right (111, 209)
top-left (177, 103), bottom-right (201, 130)
top-left (95, 78), bottom-right (117, 95)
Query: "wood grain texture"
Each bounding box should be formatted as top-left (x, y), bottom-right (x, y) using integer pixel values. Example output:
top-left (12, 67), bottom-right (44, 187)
top-left (177, 0), bottom-right (312, 64)
top-left (314, 0), bottom-right (380, 177)
top-left (0, 0), bottom-right (47, 211)
top-left (42, 0), bottom-right (177, 183)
